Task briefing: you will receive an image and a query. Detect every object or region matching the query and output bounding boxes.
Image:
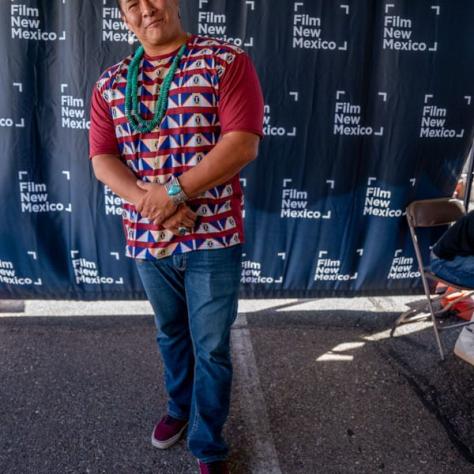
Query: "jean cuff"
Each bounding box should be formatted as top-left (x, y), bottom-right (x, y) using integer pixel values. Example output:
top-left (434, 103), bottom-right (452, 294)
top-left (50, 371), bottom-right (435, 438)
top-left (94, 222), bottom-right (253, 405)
top-left (168, 410), bottom-right (189, 421)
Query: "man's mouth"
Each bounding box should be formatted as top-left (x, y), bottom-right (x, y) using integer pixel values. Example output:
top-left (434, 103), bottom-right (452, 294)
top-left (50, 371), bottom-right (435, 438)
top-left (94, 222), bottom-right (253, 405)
top-left (146, 19), bottom-right (164, 29)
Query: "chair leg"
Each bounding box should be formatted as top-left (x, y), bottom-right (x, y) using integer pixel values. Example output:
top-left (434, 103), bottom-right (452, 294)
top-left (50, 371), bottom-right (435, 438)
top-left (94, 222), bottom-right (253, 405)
top-left (426, 296), bottom-right (445, 360)
top-left (409, 223), bottom-right (446, 360)
top-left (391, 308), bottom-right (418, 334)
top-left (391, 293), bottom-right (448, 336)
top-left (390, 308), bottom-right (430, 336)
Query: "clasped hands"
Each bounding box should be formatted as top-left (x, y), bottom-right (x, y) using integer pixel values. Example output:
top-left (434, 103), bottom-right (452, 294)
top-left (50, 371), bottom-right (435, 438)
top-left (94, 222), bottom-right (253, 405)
top-left (135, 180), bottom-right (197, 236)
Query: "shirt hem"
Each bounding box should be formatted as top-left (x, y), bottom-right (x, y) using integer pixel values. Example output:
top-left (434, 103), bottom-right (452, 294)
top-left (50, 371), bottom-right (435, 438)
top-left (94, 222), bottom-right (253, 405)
top-left (126, 238), bottom-right (243, 261)
top-left (89, 150), bottom-right (120, 160)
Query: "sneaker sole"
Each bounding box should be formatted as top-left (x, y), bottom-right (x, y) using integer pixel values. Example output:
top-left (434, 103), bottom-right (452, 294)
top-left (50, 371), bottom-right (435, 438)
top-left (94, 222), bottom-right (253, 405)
top-left (151, 422), bottom-right (188, 449)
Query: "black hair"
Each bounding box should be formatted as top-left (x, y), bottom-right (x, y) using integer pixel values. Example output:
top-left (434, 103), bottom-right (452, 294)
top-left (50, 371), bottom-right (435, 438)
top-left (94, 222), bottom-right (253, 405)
top-left (115, 0), bottom-right (122, 12)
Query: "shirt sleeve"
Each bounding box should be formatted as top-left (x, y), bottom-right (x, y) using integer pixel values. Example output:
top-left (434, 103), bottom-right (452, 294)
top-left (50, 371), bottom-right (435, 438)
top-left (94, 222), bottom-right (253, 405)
top-left (433, 210), bottom-right (474, 259)
top-left (218, 52), bottom-right (264, 138)
top-left (89, 85), bottom-right (120, 159)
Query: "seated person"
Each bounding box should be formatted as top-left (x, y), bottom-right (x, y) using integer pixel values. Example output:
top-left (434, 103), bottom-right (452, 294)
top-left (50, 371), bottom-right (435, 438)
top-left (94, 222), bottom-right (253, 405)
top-left (430, 210), bottom-right (474, 287)
top-left (431, 209), bottom-right (474, 366)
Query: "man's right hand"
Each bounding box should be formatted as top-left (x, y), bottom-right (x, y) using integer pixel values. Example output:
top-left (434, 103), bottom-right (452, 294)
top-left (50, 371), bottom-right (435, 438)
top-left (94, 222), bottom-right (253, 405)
top-left (161, 204), bottom-right (198, 236)
top-left (90, 155), bottom-right (198, 235)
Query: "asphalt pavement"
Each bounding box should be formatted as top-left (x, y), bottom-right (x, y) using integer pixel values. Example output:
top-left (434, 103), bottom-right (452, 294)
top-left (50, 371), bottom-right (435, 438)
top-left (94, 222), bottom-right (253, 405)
top-left (0, 297), bottom-right (473, 474)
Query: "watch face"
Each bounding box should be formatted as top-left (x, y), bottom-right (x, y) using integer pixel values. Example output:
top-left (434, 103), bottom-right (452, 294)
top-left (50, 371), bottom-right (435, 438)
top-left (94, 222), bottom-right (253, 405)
top-left (168, 183), bottom-right (181, 196)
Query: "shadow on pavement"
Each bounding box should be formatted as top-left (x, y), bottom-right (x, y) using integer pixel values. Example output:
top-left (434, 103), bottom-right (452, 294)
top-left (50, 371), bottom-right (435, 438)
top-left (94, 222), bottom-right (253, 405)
top-left (0, 309), bottom-right (473, 473)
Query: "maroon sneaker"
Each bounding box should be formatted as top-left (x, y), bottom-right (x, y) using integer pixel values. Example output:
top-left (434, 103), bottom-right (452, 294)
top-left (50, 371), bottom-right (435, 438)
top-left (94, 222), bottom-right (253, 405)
top-left (197, 460), bottom-right (230, 474)
top-left (151, 415), bottom-right (188, 449)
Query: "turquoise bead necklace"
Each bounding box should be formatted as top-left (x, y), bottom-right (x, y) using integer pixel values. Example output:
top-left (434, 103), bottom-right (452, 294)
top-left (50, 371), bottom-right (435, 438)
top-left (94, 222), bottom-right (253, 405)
top-left (125, 43), bottom-right (187, 134)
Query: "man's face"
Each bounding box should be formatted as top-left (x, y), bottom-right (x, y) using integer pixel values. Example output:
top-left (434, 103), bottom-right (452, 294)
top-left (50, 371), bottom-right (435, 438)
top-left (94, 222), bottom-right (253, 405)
top-left (119, 0), bottom-right (181, 47)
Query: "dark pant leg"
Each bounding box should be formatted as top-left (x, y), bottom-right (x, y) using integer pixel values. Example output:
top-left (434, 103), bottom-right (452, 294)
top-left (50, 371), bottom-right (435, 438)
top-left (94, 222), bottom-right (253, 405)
top-left (183, 245), bottom-right (242, 462)
top-left (135, 257), bottom-right (194, 420)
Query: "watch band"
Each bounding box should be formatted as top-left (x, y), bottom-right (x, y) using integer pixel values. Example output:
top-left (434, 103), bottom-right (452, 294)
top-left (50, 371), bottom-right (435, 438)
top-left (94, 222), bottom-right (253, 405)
top-left (164, 176), bottom-right (189, 206)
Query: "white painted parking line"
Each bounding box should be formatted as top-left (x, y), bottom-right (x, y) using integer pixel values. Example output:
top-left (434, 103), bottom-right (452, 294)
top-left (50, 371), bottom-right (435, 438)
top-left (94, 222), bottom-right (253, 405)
top-left (232, 313), bottom-right (282, 474)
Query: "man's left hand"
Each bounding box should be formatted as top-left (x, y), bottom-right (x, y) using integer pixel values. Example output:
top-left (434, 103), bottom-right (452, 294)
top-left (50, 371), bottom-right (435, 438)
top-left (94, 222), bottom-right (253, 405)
top-left (161, 204), bottom-right (197, 235)
top-left (135, 180), bottom-right (177, 225)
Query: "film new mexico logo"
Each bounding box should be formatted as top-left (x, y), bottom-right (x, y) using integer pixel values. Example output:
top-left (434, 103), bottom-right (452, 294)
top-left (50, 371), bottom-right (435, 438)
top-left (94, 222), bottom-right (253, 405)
top-left (362, 178), bottom-right (408, 218)
top-left (333, 91), bottom-right (385, 137)
top-left (102, 2), bottom-right (136, 43)
top-left (241, 252), bottom-right (285, 285)
top-left (314, 251), bottom-right (359, 282)
top-left (0, 253), bottom-right (42, 286)
top-left (419, 95), bottom-right (468, 139)
top-left (197, 0), bottom-right (255, 48)
top-left (383, 4), bottom-right (440, 52)
top-left (71, 251), bottom-right (124, 286)
top-left (18, 171), bottom-right (71, 214)
top-left (11, 3), bottom-right (66, 41)
top-left (292, 2), bottom-right (350, 51)
top-left (0, 83), bottom-right (25, 129)
top-left (281, 179), bottom-right (332, 220)
top-left (60, 84), bottom-right (90, 130)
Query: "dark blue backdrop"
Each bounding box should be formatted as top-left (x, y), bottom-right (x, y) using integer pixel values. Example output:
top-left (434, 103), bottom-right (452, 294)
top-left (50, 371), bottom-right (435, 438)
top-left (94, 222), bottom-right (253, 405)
top-left (1, 0), bottom-right (473, 299)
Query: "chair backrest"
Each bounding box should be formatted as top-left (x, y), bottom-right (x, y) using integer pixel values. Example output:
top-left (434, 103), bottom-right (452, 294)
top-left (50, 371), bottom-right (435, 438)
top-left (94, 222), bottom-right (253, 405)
top-left (406, 198), bottom-right (466, 228)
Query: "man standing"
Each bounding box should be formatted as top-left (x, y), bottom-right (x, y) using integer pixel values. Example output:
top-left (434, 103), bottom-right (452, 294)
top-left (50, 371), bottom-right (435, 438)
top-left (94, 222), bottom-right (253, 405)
top-left (89, 0), bottom-right (264, 472)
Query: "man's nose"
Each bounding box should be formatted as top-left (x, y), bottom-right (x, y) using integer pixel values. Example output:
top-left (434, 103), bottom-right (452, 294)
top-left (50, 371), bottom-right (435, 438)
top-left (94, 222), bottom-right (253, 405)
top-left (139, 0), bottom-right (156, 17)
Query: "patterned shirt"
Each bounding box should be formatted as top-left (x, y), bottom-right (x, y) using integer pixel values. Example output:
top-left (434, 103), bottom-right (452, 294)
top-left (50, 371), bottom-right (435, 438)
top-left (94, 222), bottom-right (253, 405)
top-left (89, 34), bottom-right (264, 260)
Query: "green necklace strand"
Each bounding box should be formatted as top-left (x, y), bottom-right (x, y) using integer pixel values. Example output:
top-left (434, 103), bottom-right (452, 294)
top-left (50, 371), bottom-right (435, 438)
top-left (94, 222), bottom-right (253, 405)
top-left (125, 43), bottom-right (187, 134)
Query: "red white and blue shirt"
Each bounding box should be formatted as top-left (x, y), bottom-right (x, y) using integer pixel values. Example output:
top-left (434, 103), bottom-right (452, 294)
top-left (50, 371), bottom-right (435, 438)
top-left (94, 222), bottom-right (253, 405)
top-left (89, 34), bottom-right (264, 260)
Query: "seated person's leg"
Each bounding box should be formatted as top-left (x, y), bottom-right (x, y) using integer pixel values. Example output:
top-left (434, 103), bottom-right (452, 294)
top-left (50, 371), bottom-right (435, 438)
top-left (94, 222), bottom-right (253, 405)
top-left (430, 252), bottom-right (474, 287)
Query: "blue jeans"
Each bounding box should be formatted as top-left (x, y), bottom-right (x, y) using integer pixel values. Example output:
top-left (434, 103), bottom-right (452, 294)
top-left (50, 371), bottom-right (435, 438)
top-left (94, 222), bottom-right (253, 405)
top-left (430, 252), bottom-right (474, 287)
top-left (135, 245), bottom-right (242, 463)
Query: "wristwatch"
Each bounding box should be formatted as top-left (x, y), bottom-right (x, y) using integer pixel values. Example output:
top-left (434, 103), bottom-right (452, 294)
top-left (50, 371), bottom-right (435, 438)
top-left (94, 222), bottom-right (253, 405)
top-left (164, 176), bottom-right (189, 206)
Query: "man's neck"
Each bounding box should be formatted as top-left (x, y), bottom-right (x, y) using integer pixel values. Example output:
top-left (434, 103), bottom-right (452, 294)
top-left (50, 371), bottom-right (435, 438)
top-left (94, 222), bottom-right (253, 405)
top-left (143, 31), bottom-right (189, 56)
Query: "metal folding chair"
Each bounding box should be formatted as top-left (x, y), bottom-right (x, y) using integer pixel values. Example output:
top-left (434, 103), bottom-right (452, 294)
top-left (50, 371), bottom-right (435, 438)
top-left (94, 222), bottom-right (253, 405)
top-left (391, 198), bottom-right (474, 360)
